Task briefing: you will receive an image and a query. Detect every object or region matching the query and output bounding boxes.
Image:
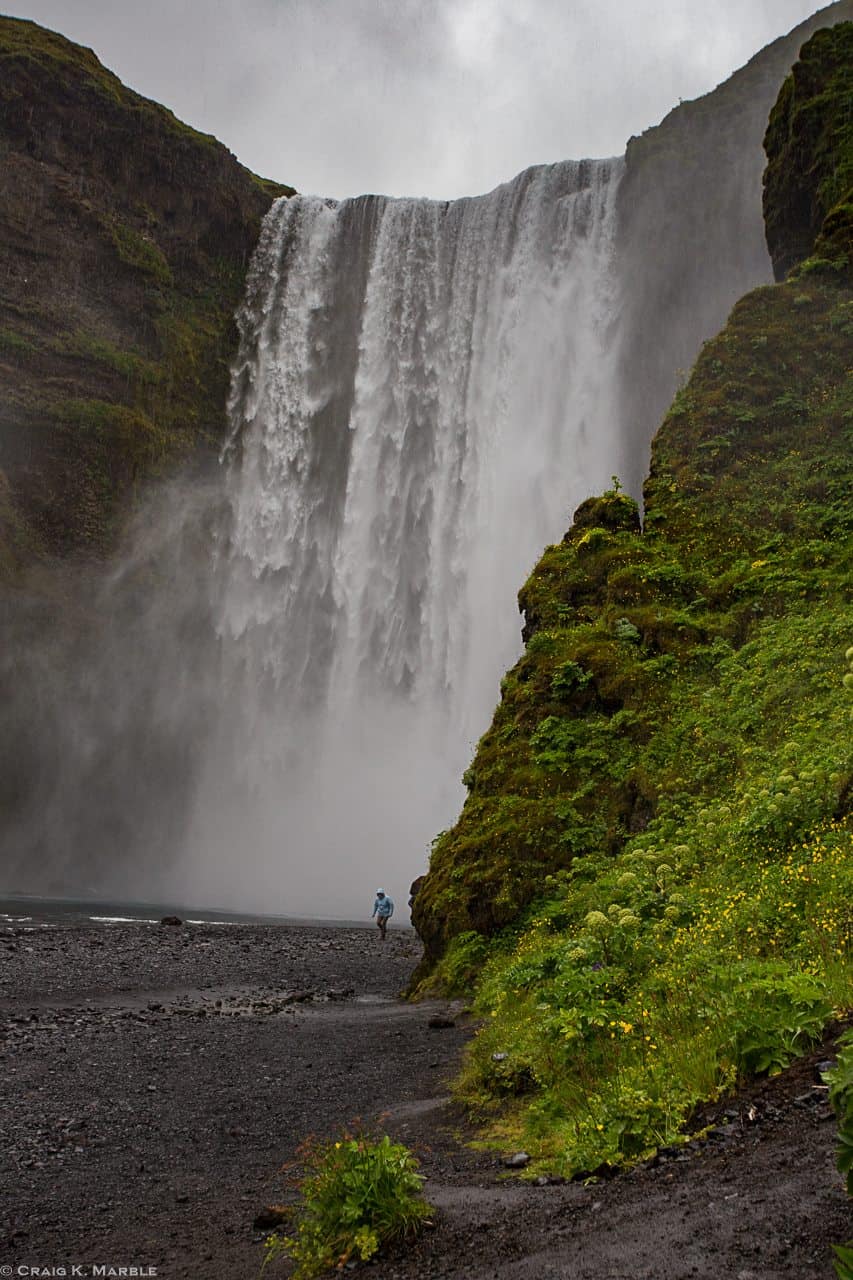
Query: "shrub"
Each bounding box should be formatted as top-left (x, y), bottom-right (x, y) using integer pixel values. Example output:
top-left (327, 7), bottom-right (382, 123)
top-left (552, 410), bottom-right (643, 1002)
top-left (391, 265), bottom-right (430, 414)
top-left (263, 1130), bottom-right (432, 1278)
top-left (614, 616), bottom-right (641, 644)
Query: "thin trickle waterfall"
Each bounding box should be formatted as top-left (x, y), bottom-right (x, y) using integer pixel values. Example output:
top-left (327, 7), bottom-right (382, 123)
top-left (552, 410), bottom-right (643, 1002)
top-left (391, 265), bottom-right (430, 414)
top-left (171, 159), bottom-right (626, 914)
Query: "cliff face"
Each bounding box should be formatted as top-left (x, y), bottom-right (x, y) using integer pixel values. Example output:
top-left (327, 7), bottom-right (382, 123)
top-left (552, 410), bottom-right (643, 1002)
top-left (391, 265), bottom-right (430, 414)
top-left (763, 21), bottom-right (853, 280)
top-left (612, 0), bottom-right (853, 496)
top-left (0, 17), bottom-right (292, 570)
top-left (413, 24), bottom-right (853, 975)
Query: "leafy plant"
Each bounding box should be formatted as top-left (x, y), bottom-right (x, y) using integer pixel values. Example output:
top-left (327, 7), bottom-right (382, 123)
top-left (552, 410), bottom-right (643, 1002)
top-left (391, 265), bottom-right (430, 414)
top-left (728, 972), bottom-right (831, 1076)
top-left (263, 1130), bottom-right (432, 1278)
top-left (826, 1028), bottom-right (853, 1196)
top-left (834, 1241), bottom-right (853, 1280)
top-left (550, 660), bottom-right (592, 702)
top-left (614, 616), bottom-right (641, 644)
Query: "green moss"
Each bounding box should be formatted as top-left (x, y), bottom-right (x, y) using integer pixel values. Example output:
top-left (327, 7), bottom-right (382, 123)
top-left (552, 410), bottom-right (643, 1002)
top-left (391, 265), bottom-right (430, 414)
top-left (763, 22), bottom-right (853, 279)
top-left (0, 17), bottom-right (126, 105)
top-left (48, 331), bottom-right (163, 385)
top-left (0, 467), bottom-right (41, 579)
top-left (250, 173), bottom-right (297, 201)
top-left (52, 397), bottom-right (168, 464)
top-left (43, 398), bottom-right (172, 545)
top-left (104, 217), bottom-right (173, 287)
top-left (0, 327), bottom-right (37, 356)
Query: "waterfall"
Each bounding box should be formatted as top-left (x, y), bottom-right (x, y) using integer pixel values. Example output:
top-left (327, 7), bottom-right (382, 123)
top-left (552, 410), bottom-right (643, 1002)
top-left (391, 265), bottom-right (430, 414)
top-left (168, 159), bottom-right (626, 915)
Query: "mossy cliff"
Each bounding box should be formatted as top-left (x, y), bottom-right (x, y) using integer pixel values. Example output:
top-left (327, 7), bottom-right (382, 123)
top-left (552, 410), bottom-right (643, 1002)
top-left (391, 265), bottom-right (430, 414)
top-left (0, 17), bottom-right (293, 571)
top-left (413, 25), bottom-right (853, 976)
top-left (763, 21), bottom-right (853, 279)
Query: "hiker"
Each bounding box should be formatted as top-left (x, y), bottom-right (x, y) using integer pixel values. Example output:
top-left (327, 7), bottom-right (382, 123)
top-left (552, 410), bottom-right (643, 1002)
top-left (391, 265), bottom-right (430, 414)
top-left (372, 888), bottom-right (394, 940)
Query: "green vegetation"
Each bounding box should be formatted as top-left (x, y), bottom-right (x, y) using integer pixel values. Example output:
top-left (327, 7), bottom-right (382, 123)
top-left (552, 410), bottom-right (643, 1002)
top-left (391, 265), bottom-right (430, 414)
top-left (0, 326), bottom-right (37, 356)
top-left (0, 15), bottom-right (127, 105)
top-left (829, 1029), bottom-right (853, 1277)
top-left (48, 331), bottom-right (163, 385)
top-left (104, 216), bottom-right (174, 287)
top-left (764, 23), bottom-right (853, 279)
top-left (835, 1243), bottom-right (853, 1280)
top-left (455, 817), bottom-right (849, 1176)
top-left (41, 398), bottom-right (172, 546)
top-left (828, 1027), bottom-right (853, 1190)
top-left (263, 1131), bottom-right (432, 1278)
top-left (1, 16), bottom-right (229, 150)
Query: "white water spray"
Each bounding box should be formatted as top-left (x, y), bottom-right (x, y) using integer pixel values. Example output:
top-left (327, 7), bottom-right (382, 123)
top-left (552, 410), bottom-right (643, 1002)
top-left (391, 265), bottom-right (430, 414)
top-left (170, 159), bottom-right (626, 916)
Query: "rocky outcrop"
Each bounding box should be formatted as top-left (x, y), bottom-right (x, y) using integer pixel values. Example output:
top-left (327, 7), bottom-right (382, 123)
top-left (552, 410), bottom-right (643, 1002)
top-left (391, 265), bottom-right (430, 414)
top-left (763, 22), bottom-right (853, 279)
top-left (0, 17), bottom-right (293, 568)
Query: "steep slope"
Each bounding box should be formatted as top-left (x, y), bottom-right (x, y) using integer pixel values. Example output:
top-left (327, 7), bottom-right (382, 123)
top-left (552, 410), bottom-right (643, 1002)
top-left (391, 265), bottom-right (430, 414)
top-left (0, 17), bottom-right (292, 570)
top-left (763, 20), bottom-right (853, 279)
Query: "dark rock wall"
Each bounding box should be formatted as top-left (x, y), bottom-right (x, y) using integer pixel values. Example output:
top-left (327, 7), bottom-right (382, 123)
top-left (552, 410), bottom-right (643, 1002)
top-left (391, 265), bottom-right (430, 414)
top-left (0, 17), bottom-right (292, 569)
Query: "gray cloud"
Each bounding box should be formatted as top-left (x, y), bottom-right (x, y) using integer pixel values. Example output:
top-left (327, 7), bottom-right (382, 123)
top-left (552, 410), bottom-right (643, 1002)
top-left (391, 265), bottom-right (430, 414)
top-left (0, 0), bottom-right (836, 196)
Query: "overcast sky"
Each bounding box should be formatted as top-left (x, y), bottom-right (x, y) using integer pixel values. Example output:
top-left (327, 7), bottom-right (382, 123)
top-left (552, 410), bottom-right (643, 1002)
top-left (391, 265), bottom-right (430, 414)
top-left (1, 0), bottom-right (840, 199)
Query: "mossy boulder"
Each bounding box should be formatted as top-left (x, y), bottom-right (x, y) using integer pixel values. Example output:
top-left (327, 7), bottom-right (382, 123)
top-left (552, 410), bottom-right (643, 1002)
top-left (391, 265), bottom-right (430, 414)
top-left (0, 16), bottom-right (294, 569)
top-left (570, 488), bottom-right (641, 535)
top-left (763, 22), bottom-right (853, 279)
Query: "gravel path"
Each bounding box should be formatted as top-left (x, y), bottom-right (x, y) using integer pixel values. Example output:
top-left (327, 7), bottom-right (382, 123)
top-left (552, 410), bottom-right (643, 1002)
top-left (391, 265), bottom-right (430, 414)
top-left (1, 921), bottom-right (850, 1279)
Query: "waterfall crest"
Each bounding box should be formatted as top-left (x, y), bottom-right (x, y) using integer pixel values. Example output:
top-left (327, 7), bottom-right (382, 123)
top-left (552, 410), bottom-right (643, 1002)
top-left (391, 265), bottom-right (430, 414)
top-left (171, 159), bottom-right (626, 913)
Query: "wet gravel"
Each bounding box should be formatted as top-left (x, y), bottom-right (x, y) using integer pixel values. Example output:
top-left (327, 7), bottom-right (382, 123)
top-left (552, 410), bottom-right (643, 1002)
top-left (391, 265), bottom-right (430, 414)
top-left (1, 921), bottom-right (850, 1279)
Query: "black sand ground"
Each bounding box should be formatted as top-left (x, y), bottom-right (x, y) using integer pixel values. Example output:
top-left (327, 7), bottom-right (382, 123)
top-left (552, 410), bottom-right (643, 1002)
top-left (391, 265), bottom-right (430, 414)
top-left (1, 922), bottom-right (850, 1279)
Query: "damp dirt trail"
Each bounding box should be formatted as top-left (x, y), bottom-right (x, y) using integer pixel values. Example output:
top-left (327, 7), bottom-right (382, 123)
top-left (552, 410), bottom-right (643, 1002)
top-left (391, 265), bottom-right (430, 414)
top-left (1, 922), bottom-right (850, 1280)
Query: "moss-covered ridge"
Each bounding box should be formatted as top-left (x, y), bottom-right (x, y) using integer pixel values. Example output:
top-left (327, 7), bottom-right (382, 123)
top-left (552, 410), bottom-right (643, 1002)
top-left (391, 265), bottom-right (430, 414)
top-left (763, 22), bottom-right (853, 279)
top-left (0, 16), bottom-right (294, 566)
top-left (412, 271), bottom-right (853, 973)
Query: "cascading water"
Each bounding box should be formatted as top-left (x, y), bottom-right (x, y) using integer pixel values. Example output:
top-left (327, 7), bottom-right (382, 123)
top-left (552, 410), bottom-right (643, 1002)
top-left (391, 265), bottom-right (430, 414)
top-left (12, 10), bottom-right (845, 917)
top-left (168, 158), bottom-right (627, 915)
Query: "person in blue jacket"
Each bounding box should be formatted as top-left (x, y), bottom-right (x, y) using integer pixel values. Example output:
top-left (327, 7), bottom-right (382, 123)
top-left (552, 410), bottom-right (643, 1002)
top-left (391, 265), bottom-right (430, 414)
top-left (372, 888), bottom-right (394, 940)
